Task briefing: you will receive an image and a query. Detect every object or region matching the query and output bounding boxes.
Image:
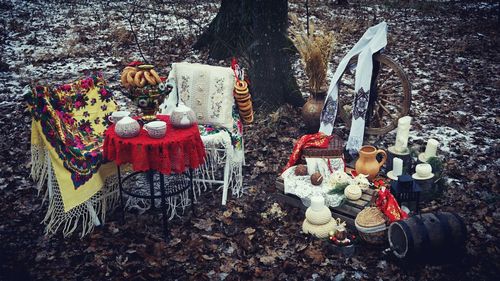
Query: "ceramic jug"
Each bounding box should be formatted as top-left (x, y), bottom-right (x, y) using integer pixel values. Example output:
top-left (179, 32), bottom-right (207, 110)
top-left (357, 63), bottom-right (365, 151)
top-left (115, 116), bottom-right (140, 138)
top-left (355, 145), bottom-right (387, 180)
top-left (170, 103), bottom-right (196, 128)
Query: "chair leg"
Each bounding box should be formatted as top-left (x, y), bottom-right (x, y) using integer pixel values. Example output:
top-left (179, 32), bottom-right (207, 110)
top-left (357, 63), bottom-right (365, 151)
top-left (221, 156), bottom-right (231, 206)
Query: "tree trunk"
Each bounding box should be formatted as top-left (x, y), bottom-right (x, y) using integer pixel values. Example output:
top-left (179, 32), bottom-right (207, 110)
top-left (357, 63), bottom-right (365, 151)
top-left (193, 0), bottom-right (253, 60)
top-left (194, 0), bottom-right (304, 111)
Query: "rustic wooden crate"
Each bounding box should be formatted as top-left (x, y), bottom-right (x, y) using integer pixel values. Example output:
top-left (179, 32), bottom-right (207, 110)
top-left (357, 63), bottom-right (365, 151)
top-left (274, 169), bottom-right (377, 228)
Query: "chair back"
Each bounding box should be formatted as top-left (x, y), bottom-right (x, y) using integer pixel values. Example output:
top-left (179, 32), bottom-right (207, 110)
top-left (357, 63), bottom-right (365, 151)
top-left (160, 63), bottom-right (236, 131)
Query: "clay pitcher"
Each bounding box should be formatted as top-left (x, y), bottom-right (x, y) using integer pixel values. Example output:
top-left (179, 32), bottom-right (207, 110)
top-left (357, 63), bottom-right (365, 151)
top-left (355, 145), bottom-right (387, 180)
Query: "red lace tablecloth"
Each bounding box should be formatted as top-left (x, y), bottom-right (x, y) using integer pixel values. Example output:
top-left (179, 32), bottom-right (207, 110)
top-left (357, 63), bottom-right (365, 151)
top-left (103, 115), bottom-right (205, 174)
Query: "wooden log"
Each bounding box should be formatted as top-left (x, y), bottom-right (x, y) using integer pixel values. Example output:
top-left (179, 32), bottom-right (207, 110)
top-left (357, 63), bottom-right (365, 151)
top-left (388, 212), bottom-right (467, 262)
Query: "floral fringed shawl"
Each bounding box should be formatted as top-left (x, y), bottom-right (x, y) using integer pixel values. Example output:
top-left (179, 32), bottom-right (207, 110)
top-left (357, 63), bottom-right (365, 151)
top-left (27, 72), bottom-right (117, 212)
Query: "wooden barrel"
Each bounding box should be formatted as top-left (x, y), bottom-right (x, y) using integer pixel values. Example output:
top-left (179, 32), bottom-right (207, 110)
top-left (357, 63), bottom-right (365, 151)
top-left (388, 212), bottom-right (467, 261)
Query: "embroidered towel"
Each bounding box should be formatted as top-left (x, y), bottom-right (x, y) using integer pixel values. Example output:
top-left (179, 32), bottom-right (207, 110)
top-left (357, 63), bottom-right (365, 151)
top-left (320, 22), bottom-right (388, 154)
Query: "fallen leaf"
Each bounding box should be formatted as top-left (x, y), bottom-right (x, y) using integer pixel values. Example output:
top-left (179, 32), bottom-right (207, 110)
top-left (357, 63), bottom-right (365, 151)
top-left (193, 218), bottom-right (214, 232)
top-left (259, 255), bottom-right (276, 265)
top-left (244, 227), bottom-right (256, 235)
top-left (223, 210), bottom-right (232, 217)
top-left (201, 234), bottom-right (223, 241)
top-left (202, 254), bottom-right (214, 261)
top-left (304, 247), bottom-right (325, 264)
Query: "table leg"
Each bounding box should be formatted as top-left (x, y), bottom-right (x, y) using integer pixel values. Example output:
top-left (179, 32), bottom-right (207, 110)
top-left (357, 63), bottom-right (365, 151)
top-left (147, 170), bottom-right (155, 209)
top-left (159, 172), bottom-right (169, 240)
top-left (117, 165), bottom-right (125, 224)
top-left (189, 168), bottom-right (197, 218)
top-left (416, 194), bottom-right (420, 214)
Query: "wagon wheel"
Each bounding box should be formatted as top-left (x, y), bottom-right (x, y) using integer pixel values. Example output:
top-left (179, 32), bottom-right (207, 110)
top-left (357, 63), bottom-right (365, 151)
top-left (337, 54), bottom-right (411, 135)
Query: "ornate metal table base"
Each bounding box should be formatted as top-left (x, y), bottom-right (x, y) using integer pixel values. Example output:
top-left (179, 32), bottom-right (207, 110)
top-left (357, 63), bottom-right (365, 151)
top-left (116, 166), bottom-right (196, 240)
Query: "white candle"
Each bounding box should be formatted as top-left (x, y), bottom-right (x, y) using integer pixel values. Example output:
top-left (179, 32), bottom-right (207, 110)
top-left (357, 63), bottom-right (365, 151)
top-left (393, 157), bottom-right (403, 177)
top-left (424, 139), bottom-right (439, 159)
top-left (395, 116), bottom-right (412, 152)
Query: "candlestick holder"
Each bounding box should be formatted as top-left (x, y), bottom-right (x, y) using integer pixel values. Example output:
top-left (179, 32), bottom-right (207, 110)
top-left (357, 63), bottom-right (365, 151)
top-left (418, 138), bottom-right (440, 163)
top-left (390, 175), bottom-right (421, 214)
top-left (387, 146), bottom-right (412, 175)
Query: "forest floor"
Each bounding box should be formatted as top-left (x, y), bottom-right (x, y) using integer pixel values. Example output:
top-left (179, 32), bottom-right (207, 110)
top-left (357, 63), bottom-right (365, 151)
top-left (0, 0), bottom-right (499, 280)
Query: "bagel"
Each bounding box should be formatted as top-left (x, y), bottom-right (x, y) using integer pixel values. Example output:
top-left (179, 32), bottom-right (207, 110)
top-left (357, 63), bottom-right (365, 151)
top-left (235, 95), bottom-right (251, 103)
top-left (144, 71), bottom-right (157, 85)
top-left (138, 77), bottom-right (147, 88)
top-left (121, 70), bottom-right (130, 87)
top-left (243, 114), bottom-right (254, 124)
top-left (235, 87), bottom-right (249, 94)
top-left (150, 69), bottom-right (162, 83)
top-left (123, 66), bottom-right (136, 72)
top-left (126, 70), bottom-right (137, 86)
top-left (235, 93), bottom-right (249, 99)
top-left (240, 109), bottom-right (252, 116)
top-left (234, 80), bottom-right (248, 91)
top-left (134, 70), bottom-right (144, 86)
top-left (239, 101), bottom-right (252, 112)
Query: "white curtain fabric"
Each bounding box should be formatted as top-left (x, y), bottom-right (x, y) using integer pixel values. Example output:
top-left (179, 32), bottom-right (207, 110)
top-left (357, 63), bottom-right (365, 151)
top-left (320, 22), bottom-right (388, 154)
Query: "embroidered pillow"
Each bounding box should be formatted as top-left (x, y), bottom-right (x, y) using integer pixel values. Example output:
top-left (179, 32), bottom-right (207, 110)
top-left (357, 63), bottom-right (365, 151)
top-left (163, 63), bottom-right (236, 130)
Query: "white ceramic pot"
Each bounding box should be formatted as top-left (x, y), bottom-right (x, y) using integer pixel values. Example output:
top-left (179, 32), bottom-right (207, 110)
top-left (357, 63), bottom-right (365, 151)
top-left (144, 121), bottom-right (167, 138)
top-left (114, 116), bottom-right (140, 138)
top-left (416, 163), bottom-right (432, 177)
top-left (170, 103), bottom-right (196, 128)
top-left (108, 111), bottom-right (130, 123)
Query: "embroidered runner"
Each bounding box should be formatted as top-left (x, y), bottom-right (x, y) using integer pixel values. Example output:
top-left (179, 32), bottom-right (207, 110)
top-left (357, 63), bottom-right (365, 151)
top-left (320, 22), bottom-right (388, 155)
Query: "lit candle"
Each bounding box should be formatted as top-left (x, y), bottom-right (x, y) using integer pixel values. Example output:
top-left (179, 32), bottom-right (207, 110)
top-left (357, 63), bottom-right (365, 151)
top-left (393, 157), bottom-right (403, 177)
top-left (395, 116), bottom-right (412, 153)
top-left (424, 139), bottom-right (439, 159)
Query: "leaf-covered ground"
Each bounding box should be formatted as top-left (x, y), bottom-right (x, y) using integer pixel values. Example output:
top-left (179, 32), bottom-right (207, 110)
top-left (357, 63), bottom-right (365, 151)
top-left (0, 0), bottom-right (498, 280)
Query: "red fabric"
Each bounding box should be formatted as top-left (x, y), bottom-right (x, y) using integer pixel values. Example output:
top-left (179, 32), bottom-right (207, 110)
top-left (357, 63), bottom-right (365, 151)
top-left (376, 187), bottom-right (408, 223)
top-left (103, 115), bottom-right (206, 175)
top-left (282, 132), bottom-right (333, 172)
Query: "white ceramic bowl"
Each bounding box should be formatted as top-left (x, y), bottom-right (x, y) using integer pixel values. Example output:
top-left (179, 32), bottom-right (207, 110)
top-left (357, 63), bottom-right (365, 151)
top-left (144, 121), bottom-right (167, 138)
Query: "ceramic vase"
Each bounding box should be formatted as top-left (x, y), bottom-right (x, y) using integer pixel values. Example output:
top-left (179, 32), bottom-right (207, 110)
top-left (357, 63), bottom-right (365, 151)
top-left (302, 90), bottom-right (326, 133)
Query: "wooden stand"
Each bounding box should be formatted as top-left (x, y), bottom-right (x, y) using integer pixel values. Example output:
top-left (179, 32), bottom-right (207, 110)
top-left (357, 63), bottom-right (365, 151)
top-left (414, 177), bottom-right (436, 202)
top-left (387, 146), bottom-right (412, 174)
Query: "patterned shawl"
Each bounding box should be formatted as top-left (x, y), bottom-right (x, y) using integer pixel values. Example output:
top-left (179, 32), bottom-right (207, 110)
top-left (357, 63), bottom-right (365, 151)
top-left (27, 73), bottom-right (117, 212)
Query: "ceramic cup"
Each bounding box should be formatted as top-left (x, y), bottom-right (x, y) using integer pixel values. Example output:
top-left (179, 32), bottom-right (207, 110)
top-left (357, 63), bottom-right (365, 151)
top-left (415, 163), bottom-right (432, 178)
top-left (108, 111), bottom-right (130, 123)
top-left (144, 121), bottom-right (167, 138)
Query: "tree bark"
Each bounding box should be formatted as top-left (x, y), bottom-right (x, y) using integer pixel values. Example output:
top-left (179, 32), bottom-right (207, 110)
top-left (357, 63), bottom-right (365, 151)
top-left (194, 0), bottom-right (304, 111)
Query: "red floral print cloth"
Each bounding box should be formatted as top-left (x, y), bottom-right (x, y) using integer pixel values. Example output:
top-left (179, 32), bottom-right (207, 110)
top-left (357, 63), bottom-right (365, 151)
top-left (376, 187), bottom-right (408, 223)
top-left (282, 132), bottom-right (333, 173)
top-left (103, 115), bottom-right (206, 174)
